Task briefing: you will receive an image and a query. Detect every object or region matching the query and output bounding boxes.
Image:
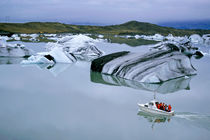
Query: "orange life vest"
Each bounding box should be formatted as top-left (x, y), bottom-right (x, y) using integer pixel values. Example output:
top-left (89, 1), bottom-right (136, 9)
top-left (168, 105), bottom-right (172, 111)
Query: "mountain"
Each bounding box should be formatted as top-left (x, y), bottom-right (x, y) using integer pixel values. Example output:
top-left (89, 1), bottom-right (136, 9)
top-left (0, 21), bottom-right (210, 36)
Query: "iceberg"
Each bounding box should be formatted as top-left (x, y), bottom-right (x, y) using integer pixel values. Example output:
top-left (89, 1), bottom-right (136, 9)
top-left (91, 50), bottom-right (196, 83)
top-left (45, 34), bottom-right (104, 57)
top-left (202, 34), bottom-right (210, 46)
top-left (0, 39), bottom-right (32, 57)
top-left (11, 34), bottom-right (20, 41)
top-left (140, 34), bottom-right (165, 41)
top-left (189, 34), bottom-right (203, 44)
top-left (29, 34), bottom-right (39, 41)
top-left (21, 47), bottom-right (76, 64)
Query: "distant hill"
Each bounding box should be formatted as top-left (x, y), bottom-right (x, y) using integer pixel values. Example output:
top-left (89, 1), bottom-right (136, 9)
top-left (0, 21), bottom-right (210, 36)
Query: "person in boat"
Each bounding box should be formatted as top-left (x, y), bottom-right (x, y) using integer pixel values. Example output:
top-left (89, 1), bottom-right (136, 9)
top-left (168, 104), bottom-right (172, 112)
top-left (155, 102), bottom-right (159, 108)
top-left (157, 103), bottom-right (161, 109)
top-left (163, 103), bottom-right (165, 111)
top-left (159, 102), bottom-right (163, 110)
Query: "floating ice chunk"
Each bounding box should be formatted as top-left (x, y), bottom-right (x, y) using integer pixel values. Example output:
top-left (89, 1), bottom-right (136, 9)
top-left (20, 34), bottom-right (28, 37)
top-left (202, 34), bottom-right (210, 46)
top-left (11, 34), bottom-right (20, 41)
top-left (0, 38), bottom-right (7, 47)
top-left (21, 47), bottom-right (76, 64)
top-left (21, 55), bottom-right (54, 64)
top-left (57, 35), bottom-right (74, 43)
top-left (44, 34), bottom-right (57, 37)
top-left (46, 34), bottom-right (104, 57)
top-left (98, 35), bottom-right (104, 38)
top-left (0, 40), bottom-right (32, 57)
top-left (165, 34), bottom-right (174, 41)
top-left (40, 47), bottom-right (76, 63)
top-left (135, 35), bottom-right (141, 39)
top-left (141, 34), bottom-right (164, 41)
top-left (152, 34), bottom-right (164, 41)
top-left (30, 34), bottom-right (39, 38)
top-left (0, 36), bottom-right (10, 45)
top-left (29, 34), bottom-right (39, 41)
top-left (189, 34), bottom-right (203, 44)
top-left (91, 50), bottom-right (196, 83)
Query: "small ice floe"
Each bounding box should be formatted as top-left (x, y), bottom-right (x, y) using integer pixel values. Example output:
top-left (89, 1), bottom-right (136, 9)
top-left (20, 34), bottom-right (28, 37)
top-left (140, 34), bottom-right (165, 41)
top-left (202, 34), bottom-right (210, 46)
top-left (45, 34), bottom-right (104, 58)
top-left (165, 34), bottom-right (189, 42)
top-left (189, 34), bottom-right (204, 44)
top-left (29, 34), bottom-right (39, 41)
top-left (11, 34), bottom-right (20, 41)
top-left (44, 34), bottom-right (57, 37)
top-left (0, 36), bottom-right (10, 43)
top-left (98, 34), bottom-right (104, 38)
top-left (21, 47), bottom-right (76, 64)
top-left (0, 39), bottom-right (32, 57)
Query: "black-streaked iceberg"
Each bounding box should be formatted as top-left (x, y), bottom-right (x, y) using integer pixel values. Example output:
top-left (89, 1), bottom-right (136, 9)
top-left (91, 50), bottom-right (196, 83)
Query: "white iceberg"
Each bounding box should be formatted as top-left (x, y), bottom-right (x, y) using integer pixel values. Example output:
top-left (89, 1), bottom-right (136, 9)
top-left (0, 39), bottom-right (32, 57)
top-left (21, 47), bottom-right (76, 64)
top-left (20, 34), bottom-right (28, 37)
top-left (11, 34), bottom-right (20, 41)
top-left (140, 34), bottom-right (165, 41)
top-left (29, 34), bottom-right (39, 41)
top-left (44, 34), bottom-right (57, 37)
top-left (46, 34), bottom-right (104, 57)
top-left (202, 34), bottom-right (210, 46)
top-left (98, 35), bottom-right (104, 38)
top-left (189, 34), bottom-right (203, 44)
top-left (0, 36), bottom-right (10, 44)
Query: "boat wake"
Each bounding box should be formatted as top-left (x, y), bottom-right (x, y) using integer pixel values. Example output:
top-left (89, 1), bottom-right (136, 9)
top-left (138, 111), bottom-right (210, 131)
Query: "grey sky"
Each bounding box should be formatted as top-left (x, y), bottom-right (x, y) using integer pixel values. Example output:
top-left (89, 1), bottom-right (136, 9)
top-left (0, 0), bottom-right (210, 24)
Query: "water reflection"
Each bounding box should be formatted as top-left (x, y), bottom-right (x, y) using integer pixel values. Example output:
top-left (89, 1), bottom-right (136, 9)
top-left (138, 111), bottom-right (171, 129)
top-left (138, 111), bottom-right (210, 131)
top-left (22, 63), bottom-right (71, 77)
top-left (0, 57), bottom-right (26, 64)
top-left (90, 71), bottom-right (194, 94)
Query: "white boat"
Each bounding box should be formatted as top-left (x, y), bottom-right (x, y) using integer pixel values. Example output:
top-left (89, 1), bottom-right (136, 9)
top-left (138, 100), bottom-right (174, 116)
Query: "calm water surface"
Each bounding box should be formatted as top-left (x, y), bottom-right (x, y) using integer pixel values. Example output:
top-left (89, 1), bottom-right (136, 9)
top-left (0, 42), bottom-right (210, 140)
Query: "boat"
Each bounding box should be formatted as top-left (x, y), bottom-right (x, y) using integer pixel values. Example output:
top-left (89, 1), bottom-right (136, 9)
top-left (138, 100), bottom-right (174, 116)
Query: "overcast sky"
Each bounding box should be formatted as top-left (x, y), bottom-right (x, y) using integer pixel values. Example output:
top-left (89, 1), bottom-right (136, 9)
top-left (0, 0), bottom-right (210, 24)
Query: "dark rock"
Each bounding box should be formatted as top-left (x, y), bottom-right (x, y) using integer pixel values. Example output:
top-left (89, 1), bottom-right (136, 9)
top-left (194, 51), bottom-right (204, 59)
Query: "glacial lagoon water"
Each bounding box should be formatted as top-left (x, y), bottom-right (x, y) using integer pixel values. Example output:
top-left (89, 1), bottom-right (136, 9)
top-left (0, 41), bottom-right (210, 140)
